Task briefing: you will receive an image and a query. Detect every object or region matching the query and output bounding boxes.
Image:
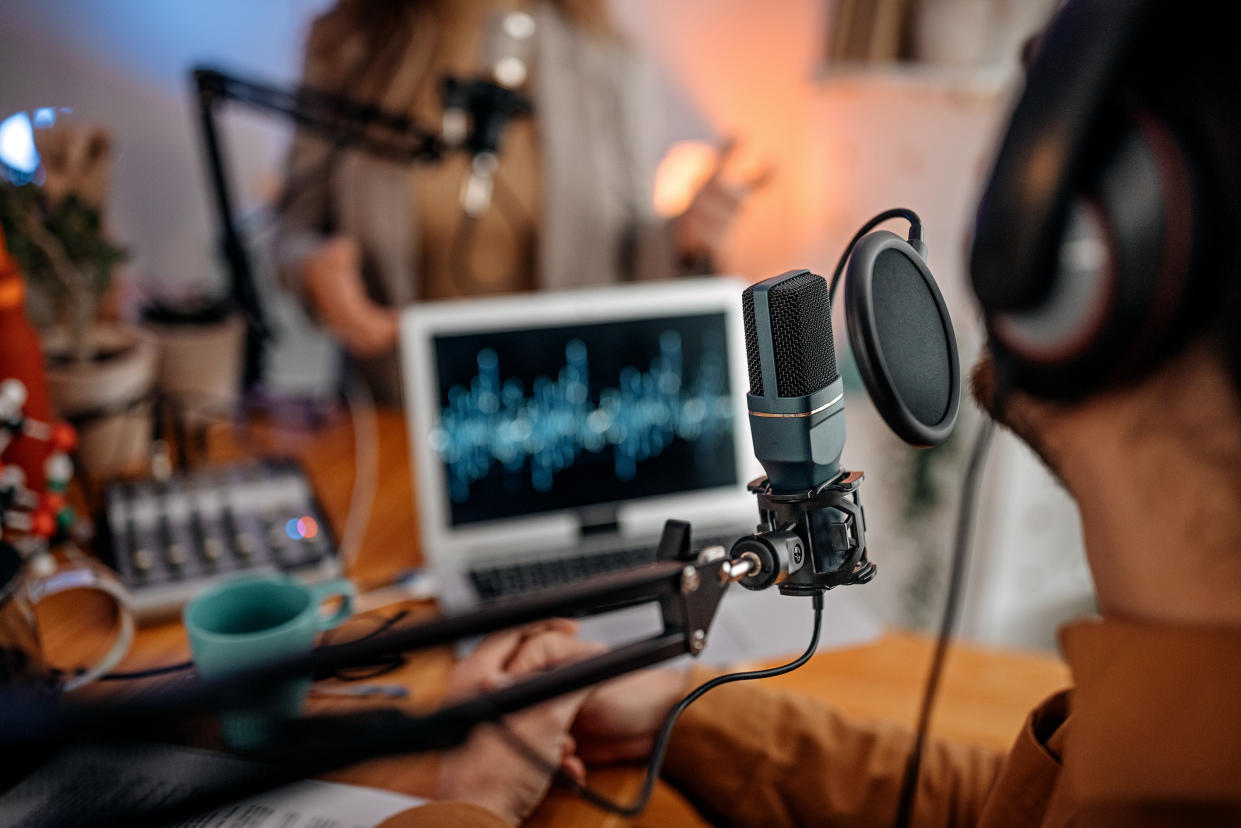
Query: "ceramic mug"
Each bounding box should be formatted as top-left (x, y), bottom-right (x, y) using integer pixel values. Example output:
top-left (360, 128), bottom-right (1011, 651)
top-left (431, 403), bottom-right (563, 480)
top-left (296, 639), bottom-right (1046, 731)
top-left (183, 573), bottom-right (354, 749)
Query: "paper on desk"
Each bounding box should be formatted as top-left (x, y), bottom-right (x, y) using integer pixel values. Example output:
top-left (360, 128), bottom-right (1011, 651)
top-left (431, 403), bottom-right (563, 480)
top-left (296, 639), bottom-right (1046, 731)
top-left (0, 741), bottom-right (426, 828)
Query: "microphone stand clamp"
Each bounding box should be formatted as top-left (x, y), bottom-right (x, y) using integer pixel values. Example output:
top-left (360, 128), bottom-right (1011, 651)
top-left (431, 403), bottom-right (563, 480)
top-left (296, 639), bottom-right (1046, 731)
top-left (731, 470), bottom-right (874, 594)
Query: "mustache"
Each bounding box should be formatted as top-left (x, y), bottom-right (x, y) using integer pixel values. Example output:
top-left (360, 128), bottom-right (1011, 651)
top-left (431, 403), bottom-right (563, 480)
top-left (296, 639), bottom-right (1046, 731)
top-left (970, 350), bottom-right (1001, 420)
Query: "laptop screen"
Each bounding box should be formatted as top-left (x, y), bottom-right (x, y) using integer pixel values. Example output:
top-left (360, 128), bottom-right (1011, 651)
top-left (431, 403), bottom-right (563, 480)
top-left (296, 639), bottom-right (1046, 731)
top-left (430, 311), bottom-right (739, 527)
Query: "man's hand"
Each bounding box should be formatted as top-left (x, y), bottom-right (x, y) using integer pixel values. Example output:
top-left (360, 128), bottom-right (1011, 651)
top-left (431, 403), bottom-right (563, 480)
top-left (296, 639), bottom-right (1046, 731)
top-left (300, 235), bottom-right (398, 357)
top-left (572, 668), bottom-right (692, 765)
top-left (434, 620), bottom-right (606, 825)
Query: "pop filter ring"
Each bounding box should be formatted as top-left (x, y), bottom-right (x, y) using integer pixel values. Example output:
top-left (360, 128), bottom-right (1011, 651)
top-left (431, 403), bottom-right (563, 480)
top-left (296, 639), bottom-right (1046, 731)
top-left (844, 230), bottom-right (961, 447)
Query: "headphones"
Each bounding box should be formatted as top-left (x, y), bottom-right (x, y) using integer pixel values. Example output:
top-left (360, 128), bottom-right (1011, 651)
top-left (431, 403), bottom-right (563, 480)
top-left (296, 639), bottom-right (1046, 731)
top-left (970, 0), bottom-right (1219, 400)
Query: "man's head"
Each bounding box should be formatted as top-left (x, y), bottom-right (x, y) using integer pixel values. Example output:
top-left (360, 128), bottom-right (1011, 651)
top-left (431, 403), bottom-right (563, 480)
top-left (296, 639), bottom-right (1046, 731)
top-left (971, 1), bottom-right (1241, 473)
top-left (967, 1), bottom-right (1241, 626)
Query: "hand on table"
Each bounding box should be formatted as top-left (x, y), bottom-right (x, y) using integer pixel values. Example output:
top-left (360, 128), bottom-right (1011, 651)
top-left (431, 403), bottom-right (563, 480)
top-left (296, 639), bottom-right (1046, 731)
top-left (433, 620), bottom-right (606, 825)
top-left (300, 235), bottom-right (398, 358)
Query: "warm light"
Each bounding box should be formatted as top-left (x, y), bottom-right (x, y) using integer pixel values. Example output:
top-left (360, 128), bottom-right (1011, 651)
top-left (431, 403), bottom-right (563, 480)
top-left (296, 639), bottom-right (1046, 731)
top-left (494, 56), bottom-right (527, 88)
top-left (503, 11), bottom-right (536, 40)
top-left (652, 141), bottom-right (718, 218)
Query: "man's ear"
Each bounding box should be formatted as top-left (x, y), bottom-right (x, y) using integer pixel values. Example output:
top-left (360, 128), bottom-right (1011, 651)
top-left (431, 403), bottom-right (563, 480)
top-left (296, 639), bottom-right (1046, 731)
top-left (1020, 31), bottom-right (1046, 71)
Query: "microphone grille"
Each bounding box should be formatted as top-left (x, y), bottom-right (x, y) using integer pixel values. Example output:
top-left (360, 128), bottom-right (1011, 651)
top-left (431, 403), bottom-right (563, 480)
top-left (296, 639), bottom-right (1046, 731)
top-left (743, 272), bottom-right (838, 398)
top-left (743, 287), bottom-right (764, 395)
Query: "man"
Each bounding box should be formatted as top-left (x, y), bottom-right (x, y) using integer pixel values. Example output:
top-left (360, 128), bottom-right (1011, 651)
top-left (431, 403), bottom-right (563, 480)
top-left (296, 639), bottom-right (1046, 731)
top-left (387, 0), bottom-right (1241, 824)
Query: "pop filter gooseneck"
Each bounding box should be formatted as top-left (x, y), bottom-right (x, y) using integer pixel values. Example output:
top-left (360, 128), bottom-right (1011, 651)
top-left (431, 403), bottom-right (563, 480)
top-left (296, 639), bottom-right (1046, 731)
top-left (829, 209), bottom-right (973, 828)
top-left (835, 211), bottom-right (961, 447)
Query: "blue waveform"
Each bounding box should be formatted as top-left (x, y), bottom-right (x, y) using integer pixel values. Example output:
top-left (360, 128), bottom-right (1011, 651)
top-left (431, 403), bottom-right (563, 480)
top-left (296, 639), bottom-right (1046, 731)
top-left (432, 331), bottom-right (733, 503)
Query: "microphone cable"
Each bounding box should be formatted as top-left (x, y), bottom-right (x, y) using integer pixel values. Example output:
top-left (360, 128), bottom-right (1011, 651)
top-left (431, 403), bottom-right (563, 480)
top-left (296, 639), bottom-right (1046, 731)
top-left (449, 168), bottom-right (531, 294)
top-left (493, 589), bottom-right (825, 817)
top-left (892, 417), bottom-right (995, 828)
top-left (84, 607), bottom-right (412, 683)
top-left (828, 208), bottom-right (924, 305)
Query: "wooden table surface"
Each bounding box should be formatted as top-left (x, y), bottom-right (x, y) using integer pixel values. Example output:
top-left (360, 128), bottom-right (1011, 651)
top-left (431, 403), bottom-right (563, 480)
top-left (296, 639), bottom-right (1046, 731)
top-left (36, 408), bottom-right (1071, 827)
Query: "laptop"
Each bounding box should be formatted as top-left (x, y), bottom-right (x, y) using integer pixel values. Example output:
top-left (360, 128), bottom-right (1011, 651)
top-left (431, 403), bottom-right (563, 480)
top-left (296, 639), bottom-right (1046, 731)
top-left (400, 278), bottom-right (879, 663)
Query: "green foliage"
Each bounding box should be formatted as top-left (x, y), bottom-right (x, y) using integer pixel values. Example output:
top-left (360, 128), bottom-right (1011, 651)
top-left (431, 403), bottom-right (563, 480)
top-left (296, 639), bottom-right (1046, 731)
top-left (0, 181), bottom-right (125, 307)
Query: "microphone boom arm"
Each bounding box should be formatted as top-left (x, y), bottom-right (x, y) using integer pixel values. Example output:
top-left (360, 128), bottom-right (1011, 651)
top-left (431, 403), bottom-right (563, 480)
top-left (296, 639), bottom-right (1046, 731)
top-left (191, 65), bottom-right (449, 388)
top-left (2, 521), bottom-right (755, 827)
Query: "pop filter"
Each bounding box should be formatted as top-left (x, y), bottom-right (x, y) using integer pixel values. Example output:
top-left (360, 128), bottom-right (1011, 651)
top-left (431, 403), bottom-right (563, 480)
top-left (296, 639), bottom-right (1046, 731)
top-left (844, 230), bottom-right (960, 447)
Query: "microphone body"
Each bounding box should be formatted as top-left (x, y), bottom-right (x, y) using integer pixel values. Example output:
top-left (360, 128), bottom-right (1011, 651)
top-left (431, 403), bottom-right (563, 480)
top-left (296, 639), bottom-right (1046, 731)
top-left (736, 270), bottom-right (873, 593)
top-left (742, 270), bottom-right (846, 492)
top-left (442, 11), bottom-right (536, 215)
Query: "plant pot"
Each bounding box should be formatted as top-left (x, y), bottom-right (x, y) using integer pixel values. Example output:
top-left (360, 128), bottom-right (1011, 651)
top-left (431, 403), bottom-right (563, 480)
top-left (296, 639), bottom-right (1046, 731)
top-left (43, 323), bottom-right (157, 482)
top-left (137, 314), bottom-right (245, 424)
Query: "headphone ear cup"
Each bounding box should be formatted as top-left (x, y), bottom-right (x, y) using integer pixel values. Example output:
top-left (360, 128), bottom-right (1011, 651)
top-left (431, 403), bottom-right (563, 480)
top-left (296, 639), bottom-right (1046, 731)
top-left (988, 111), bottom-right (1200, 399)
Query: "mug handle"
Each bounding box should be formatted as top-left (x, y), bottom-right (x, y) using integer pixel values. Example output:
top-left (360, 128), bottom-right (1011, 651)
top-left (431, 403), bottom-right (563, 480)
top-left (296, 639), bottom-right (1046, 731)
top-left (27, 562), bottom-right (136, 693)
top-left (309, 578), bottom-right (356, 632)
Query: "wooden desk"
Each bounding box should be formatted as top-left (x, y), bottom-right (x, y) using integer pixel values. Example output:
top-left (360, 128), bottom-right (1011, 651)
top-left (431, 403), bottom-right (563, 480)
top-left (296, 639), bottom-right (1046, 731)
top-left (36, 408), bottom-right (1071, 827)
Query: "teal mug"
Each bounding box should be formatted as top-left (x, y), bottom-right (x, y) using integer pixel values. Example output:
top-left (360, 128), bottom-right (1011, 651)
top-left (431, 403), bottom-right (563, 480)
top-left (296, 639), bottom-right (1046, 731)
top-left (183, 574), bottom-right (355, 749)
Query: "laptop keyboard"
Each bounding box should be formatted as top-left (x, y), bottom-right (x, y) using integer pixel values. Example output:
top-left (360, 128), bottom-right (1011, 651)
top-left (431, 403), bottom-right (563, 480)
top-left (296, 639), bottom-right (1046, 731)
top-left (467, 533), bottom-right (740, 602)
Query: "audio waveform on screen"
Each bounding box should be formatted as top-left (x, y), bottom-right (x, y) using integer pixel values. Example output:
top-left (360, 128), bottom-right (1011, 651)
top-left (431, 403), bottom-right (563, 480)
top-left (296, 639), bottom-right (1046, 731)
top-left (432, 332), bottom-right (732, 502)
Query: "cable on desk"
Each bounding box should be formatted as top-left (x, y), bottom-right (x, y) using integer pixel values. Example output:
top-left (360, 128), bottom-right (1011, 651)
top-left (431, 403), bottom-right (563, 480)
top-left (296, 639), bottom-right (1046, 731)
top-left (493, 590), bottom-right (825, 817)
top-left (87, 608), bottom-right (412, 682)
top-left (339, 372), bottom-right (380, 576)
top-left (892, 418), bottom-right (995, 828)
top-left (316, 608), bottom-right (411, 681)
top-left (98, 660), bottom-right (195, 681)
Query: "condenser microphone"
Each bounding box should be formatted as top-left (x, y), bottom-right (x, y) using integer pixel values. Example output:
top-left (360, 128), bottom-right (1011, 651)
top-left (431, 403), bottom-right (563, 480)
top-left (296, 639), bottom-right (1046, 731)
top-left (742, 270), bottom-right (846, 493)
top-left (732, 211), bottom-right (961, 594)
top-left (444, 10), bottom-right (535, 216)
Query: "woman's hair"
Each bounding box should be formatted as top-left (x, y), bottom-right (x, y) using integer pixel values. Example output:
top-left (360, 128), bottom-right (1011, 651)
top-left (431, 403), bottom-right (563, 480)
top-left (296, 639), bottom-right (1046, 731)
top-left (306, 0), bottom-right (613, 99)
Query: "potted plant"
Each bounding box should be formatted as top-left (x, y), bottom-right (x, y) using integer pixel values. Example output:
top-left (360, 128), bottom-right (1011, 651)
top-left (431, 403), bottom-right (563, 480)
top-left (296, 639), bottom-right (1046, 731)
top-left (0, 120), bottom-right (156, 481)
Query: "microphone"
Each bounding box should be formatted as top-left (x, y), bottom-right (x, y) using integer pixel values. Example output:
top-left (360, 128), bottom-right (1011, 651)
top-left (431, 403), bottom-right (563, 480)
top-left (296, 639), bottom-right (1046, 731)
top-left (443, 11), bottom-right (536, 217)
top-left (731, 211), bottom-right (961, 594)
top-left (734, 271), bottom-right (866, 594)
top-left (741, 270), bottom-right (846, 493)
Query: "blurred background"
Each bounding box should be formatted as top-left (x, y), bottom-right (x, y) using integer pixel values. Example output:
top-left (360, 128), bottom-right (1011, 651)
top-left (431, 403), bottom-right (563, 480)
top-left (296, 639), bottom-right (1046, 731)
top-left (0, 0), bottom-right (1091, 651)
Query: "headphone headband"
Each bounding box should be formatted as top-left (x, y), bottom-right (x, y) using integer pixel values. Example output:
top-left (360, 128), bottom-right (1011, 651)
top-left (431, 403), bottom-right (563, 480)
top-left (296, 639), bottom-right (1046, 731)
top-left (970, 0), bottom-right (1162, 312)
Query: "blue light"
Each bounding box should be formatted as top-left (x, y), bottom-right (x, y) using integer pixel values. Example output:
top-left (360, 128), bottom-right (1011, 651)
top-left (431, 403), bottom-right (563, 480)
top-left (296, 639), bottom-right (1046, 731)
top-left (285, 518), bottom-right (301, 540)
top-left (433, 331), bottom-right (733, 502)
top-left (32, 108), bottom-right (57, 128)
top-left (0, 112), bottom-right (39, 176)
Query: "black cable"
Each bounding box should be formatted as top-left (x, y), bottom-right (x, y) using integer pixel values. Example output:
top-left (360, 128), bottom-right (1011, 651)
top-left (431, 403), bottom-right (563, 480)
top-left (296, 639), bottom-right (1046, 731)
top-left (450, 169), bottom-right (531, 294)
top-left (892, 419), bottom-right (995, 828)
top-left (91, 608), bottom-right (412, 683)
top-left (829, 208), bottom-right (923, 305)
top-left (99, 660), bottom-right (195, 681)
top-left (316, 608), bottom-right (412, 681)
top-left (494, 590), bottom-right (825, 817)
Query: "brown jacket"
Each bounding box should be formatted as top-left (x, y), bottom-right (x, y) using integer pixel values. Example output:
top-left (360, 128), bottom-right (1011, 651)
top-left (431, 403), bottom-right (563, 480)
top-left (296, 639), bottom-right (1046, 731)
top-left (383, 618), bottom-right (1241, 826)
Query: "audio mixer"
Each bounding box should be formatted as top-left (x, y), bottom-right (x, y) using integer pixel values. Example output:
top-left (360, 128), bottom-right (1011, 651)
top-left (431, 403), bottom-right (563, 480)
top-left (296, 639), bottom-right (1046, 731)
top-left (100, 458), bottom-right (341, 620)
